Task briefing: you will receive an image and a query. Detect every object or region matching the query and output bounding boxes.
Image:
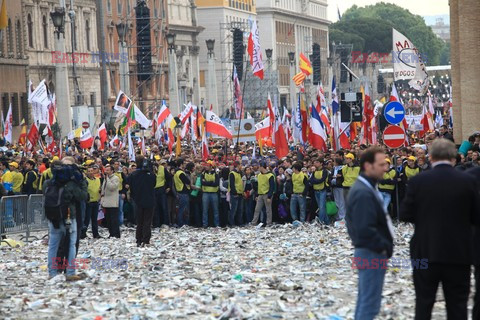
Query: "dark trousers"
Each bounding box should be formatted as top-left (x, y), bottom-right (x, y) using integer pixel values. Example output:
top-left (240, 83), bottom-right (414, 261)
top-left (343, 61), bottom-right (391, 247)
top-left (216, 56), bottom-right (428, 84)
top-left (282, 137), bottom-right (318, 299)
top-left (104, 207), bottom-right (120, 238)
top-left (413, 263), bottom-right (470, 320)
top-left (83, 202), bottom-right (99, 237)
top-left (153, 187), bottom-right (169, 227)
top-left (474, 265), bottom-right (480, 320)
top-left (134, 202), bottom-right (154, 245)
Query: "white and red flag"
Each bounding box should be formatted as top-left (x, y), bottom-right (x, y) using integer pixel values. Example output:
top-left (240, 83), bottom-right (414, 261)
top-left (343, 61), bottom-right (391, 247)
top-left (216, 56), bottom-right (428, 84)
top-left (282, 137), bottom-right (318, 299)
top-left (3, 103), bottom-right (12, 143)
top-left (79, 130), bottom-right (94, 149)
top-left (273, 99), bottom-right (289, 158)
top-left (247, 19), bottom-right (264, 80)
top-left (157, 102), bottom-right (171, 125)
top-left (255, 116), bottom-right (270, 141)
top-left (206, 110), bottom-right (232, 139)
top-left (97, 123), bottom-right (107, 150)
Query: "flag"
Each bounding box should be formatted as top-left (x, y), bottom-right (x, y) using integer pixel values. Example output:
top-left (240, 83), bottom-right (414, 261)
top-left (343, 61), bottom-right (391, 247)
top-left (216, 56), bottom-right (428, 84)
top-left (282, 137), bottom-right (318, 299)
top-left (247, 19), bottom-right (264, 80)
top-left (190, 107), bottom-right (198, 140)
top-left (48, 94), bottom-right (56, 126)
top-left (26, 123), bottom-right (39, 150)
top-left (180, 120), bottom-right (190, 139)
top-left (300, 97), bottom-right (308, 143)
top-left (331, 76), bottom-right (339, 114)
top-left (201, 130), bottom-right (209, 160)
top-left (109, 134), bottom-right (119, 148)
top-left (209, 104), bottom-right (213, 111)
top-left (233, 66), bottom-right (244, 119)
top-left (18, 119), bottom-right (27, 145)
top-left (331, 76), bottom-right (340, 150)
top-left (309, 105), bottom-right (328, 151)
top-left (175, 130), bottom-right (181, 157)
top-left (420, 103), bottom-right (434, 136)
top-left (140, 136), bottom-right (146, 155)
top-left (255, 116), bottom-right (270, 141)
top-left (127, 129), bottom-right (135, 161)
top-left (337, 5), bottom-right (342, 20)
top-left (96, 123), bottom-right (107, 150)
top-left (205, 110), bottom-right (233, 139)
top-left (435, 110), bottom-right (444, 128)
top-left (292, 72), bottom-right (306, 86)
top-left (79, 130), bottom-right (94, 149)
top-left (273, 98), bottom-right (289, 158)
top-left (299, 53), bottom-right (312, 76)
top-left (0, 0), bottom-right (7, 30)
top-left (4, 103), bottom-right (12, 144)
top-left (292, 95), bottom-right (303, 144)
top-left (167, 128), bottom-right (174, 153)
top-left (157, 102), bottom-right (171, 125)
top-left (179, 103), bottom-right (193, 124)
top-left (45, 125), bottom-right (56, 153)
top-left (362, 82), bottom-right (374, 144)
top-left (197, 108), bottom-right (206, 135)
top-left (390, 84), bottom-right (409, 145)
top-left (283, 107), bottom-right (292, 141)
top-left (266, 94), bottom-right (275, 136)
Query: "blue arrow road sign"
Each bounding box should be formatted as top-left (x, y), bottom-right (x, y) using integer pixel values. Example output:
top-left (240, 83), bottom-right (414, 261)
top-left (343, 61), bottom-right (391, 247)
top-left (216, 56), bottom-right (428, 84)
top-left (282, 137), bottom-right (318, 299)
top-left (383, 101), bottom-right (405, 125)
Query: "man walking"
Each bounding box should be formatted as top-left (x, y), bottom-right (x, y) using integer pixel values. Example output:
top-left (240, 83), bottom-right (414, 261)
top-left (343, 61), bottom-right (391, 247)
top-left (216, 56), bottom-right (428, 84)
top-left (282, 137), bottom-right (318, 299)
top-left (201, 161), bottom-right (220, 228)
top-left (401, 139), bottom-right (480, 320)
top-left (251, 162), bottom-right (274, 226)
top-left (228, 161), bottom-right (244, 227)
top-left (310, 158), bottom-right (329, 225)
top-left (81, 167), bottom-right (101, 239)
top-left (173, 159), bottom-right (191, 227)
top-left (346, 147), bottom-right (394, 320)
top-left (127, 156), bottom-right (156, 247)
top-left (101, 165), bottom-right (120, 238)
top-left (153, 158), bottom-right (171, 227)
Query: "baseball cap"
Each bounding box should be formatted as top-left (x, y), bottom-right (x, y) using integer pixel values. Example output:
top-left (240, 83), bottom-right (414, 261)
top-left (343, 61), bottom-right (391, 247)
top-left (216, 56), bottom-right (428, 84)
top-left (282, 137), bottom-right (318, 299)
top-left (407, 156), bottom-right (417, 161)
top-left (9, 161), bottom-right (18, 168)
top-left (345, 153), bottom-right (355, 160)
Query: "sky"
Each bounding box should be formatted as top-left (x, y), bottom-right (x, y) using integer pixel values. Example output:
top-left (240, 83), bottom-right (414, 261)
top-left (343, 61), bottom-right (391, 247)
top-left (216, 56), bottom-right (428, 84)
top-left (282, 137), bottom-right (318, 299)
top-left (328, 0), bottom-right (450, 23)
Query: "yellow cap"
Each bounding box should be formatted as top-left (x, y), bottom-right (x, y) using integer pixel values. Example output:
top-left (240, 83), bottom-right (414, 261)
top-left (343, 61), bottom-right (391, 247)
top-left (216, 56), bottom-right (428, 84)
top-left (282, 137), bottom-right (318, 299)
top-left (345, 153), bottom-right (355, 160)
top-left (385, 158), bottom-right (391, 164)
top-left (85, 159), bottom-right (95, 166)
top-left (9, 161), bottom-right (18, 168)
top-left (154, 155), bottom-right (161, 161)
top-left (207, 160), bottom-right (215, 166)
top-left (52, 156), bottom-right (59, 161)
top-left (407, 156), bottom-right (417, 161)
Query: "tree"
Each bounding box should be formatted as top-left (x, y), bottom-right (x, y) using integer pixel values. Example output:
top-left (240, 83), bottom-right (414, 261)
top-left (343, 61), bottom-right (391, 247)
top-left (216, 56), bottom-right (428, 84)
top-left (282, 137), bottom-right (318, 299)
top-left (330, 3), bottom-right (447, 66)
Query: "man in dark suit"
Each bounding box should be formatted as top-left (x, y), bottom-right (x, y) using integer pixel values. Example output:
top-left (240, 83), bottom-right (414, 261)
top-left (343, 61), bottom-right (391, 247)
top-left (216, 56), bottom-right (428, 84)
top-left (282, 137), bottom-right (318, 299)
top-left (401, 139), bottom-right (480, 320)
top-left (467, 166), bottom-right (480, 320)
top-left (346, 147), bottom-right (394, 319)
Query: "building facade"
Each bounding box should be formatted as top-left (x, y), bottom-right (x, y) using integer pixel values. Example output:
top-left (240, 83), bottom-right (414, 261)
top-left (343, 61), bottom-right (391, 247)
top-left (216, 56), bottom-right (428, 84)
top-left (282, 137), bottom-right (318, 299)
top-left (196, 0), bottom-right (256, 116)
top-left (0, 0), bottom-right (28, 141)
top-left (167, 0), bottom-right (204, 108)
top-left (23, 0), bottom-right (102, 131)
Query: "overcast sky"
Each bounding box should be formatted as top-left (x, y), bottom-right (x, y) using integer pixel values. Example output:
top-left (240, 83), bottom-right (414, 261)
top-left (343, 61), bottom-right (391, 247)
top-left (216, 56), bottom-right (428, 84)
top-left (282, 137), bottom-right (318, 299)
top-left (328, 0), bottom-right (450, 23)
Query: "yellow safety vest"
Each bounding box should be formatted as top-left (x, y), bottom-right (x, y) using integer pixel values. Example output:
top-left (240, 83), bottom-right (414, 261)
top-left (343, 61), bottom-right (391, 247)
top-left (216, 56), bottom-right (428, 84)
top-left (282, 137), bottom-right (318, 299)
top-left (114, 172), bottom-right (123, 191)
top-left (87, 177), bottom-right (101, 202)
top-left (174, 170), bottom-right (189, 192)
top-left (405, 166), bottom-right (420, 180)
top-left (38, 168), bottom-right (53, 191)
top-left (23, 170), bottom-right (39, 190)
top-left (342, 166), bottom-right (360, 188)
top-left (257, 172), bottom-right (273, 195)
top-left (228, 171), bottom-right (244, 194)
top-left (312, 170), bottom-right (327, 191)
top-left (292, 172), bottom-right (306, 194)
top-left (11, 171), bottom-right (24, 193)
top-left (379, 169), bottom-right (396, 191)
top-left (155, 165), bottom-right (166, 188)
top-left (202, 172), bottom-right (218, 193)
top-left (2, 170), bottom-right (11, 184)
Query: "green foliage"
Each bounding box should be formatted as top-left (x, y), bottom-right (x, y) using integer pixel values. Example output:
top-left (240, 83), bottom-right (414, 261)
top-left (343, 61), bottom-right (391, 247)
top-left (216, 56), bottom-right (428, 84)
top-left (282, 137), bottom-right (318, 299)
top-left (331, 2), bottom-right (448, 66)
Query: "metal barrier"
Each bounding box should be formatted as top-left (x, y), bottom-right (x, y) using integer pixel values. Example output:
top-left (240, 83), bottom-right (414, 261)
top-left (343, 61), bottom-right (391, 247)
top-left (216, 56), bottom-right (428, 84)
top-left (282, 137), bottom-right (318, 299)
top-left (0, 194), bottom-right (47, 243)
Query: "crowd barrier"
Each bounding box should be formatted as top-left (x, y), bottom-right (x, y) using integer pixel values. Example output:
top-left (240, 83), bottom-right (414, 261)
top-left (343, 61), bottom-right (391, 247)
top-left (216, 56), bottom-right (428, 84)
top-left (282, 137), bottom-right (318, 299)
top-left (0, 194), bottom-right (46, 243)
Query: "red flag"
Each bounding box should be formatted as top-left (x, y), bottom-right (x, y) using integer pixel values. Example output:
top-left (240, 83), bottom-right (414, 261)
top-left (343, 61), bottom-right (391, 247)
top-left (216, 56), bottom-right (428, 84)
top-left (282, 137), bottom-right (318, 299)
top-left (79, 130), bottom-right (94, 149)
top-left (27, 123), bottom-right (39, 150)
top-left (247, 19), bottom-right (264, 80)
top-left (97, 123), bottom-right (107, 149)
top-left (205, 110), bottom-right (233, 139)
top-left (201, 130), bottom-right (209, 160)
top-left (45, 125), bottom-right (57, 153)
top-left (273, 102), bottom-right (289, 158)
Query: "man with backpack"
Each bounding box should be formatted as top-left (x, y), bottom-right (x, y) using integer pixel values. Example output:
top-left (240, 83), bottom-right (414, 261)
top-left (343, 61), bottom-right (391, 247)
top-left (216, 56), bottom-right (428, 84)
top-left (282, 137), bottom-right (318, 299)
top-left (44, 158), bottom-right (88, 281)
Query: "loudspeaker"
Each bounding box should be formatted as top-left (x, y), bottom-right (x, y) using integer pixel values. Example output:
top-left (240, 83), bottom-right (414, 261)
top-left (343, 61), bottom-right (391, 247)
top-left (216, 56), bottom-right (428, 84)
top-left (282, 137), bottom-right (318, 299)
top-left (135, 1), bottom-right (152, 81)
top-left (312, 43), bottom-right (321, 85)
top-left (232, 28), bottom-right (244, 81)
top-left (377, 74), bottom-right (385, 94)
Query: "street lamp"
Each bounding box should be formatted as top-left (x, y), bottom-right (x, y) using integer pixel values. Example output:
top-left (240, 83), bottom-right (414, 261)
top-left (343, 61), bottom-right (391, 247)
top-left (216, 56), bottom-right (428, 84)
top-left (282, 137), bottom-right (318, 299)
top-left (166, 32), bottom-right (176, 50)
top-left (288, 51), bottom-right (296, 114)
top-left (206, 39), bottom-right (218, 114)
top-left (166, 32), bottom-right (179, 113)
top-left (206, 39), bottom-right (215, 54)
top-left (50, 7), bottom-right (66, 38)
top-left (265, 48), bottom-right (273, 60)
top-left (116, 22), bottom-right (127, 43)
top-left (116, 22), bottom-right (130, 95)
top-left (288, 52), bottom-right (295, 65)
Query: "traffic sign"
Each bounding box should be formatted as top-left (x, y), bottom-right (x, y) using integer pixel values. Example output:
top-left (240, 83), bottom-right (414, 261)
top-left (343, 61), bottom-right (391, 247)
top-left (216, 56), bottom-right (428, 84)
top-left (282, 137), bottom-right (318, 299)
top-left (383, 101), bottom-right (405, 125)
top-left (82, 122), bottom-right (90, 129)
top-left (383, 125), bottom-right (406, 149)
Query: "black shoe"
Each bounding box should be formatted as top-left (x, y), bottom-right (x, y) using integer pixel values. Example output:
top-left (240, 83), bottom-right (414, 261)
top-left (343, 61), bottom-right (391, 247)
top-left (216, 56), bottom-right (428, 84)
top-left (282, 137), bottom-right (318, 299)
top-left (93, 235), bottom-right (103, 239)
top-left (80, 232), bottom-right (87, 239)
top-left (136, 242), bottom-right (142, 247)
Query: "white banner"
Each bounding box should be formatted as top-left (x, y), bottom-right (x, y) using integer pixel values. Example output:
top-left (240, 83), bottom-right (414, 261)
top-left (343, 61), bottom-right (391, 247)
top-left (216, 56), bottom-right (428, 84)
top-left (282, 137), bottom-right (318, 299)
top-left (405, 114), bottom-right (423, 132)
top-left (231, 119), bottom-right (256, 143)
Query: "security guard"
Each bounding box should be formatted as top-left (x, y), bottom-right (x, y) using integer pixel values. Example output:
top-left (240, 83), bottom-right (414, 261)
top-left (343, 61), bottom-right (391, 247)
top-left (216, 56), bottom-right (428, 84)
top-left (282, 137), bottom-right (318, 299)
top-left (153, 157), bottom-right (171, 227)
top-left (290, 162), bottom-right (308, 222)
top-left (341, 153), bottom-right (360, 201)
top-left (379, 157), bottom-right (397, 213)
top-left (228, 161), bottom-right (244, 226)
top-left (23, 160), bottom-right (38, 195)
top-left (174, 159), bottom-right (191, 227)
top-left (251, 162), bottom-right (274, 226)
top-left (402, 156), bottom-right (420, 182)
top-left (201, 160), bottom-right (220, 227)
top-left (310, 158), bottom-right (329, 225)
top-left (82, 167), bottom-right (101, 239)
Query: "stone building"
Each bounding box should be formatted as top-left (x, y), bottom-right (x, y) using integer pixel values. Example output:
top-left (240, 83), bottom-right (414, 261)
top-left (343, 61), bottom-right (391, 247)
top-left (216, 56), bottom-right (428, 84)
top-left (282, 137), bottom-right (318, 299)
top-left (450, 0), bottom-right (480, 142)
top-left (0, 0), bottom-right (28, 140)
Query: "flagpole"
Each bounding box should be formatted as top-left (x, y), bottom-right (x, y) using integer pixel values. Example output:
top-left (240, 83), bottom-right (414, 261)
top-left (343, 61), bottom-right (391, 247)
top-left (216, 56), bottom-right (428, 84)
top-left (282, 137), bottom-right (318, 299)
top-left (235, 61), bottom-right (249, 153)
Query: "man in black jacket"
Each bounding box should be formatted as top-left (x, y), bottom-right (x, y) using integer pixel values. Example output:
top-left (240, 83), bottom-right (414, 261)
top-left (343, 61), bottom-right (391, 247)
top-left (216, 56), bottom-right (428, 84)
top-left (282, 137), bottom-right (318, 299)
top-left (467, 166), bottom-right (480, 320)
top-left (127, 155), bottom-right (156, 247)
top-left (401, 139), bottom-right (480, 320)
top-left (346, 147), bottom-right (393, 320)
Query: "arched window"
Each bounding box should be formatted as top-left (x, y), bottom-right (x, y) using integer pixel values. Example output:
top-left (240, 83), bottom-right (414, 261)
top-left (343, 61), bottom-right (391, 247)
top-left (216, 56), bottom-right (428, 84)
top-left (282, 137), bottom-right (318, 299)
top-left (85, 19), bottom-right (90, 51)
top-left (27, 14), bottom-right (33, 48)
top-left (42, 15), bottom-right (48, 48)
top-left (7, 19), bottom-right (14, 56)
top-left (16, 20), bottom-right (22, 57)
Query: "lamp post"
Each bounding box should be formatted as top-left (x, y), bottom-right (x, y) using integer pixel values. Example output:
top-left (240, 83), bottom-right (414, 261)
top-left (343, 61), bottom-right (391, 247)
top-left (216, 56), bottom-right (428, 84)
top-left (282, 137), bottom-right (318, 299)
top-left (166, 32), bottom-right (180, 114)
top-left (206, 39), bottom-right (219, 115)
top-left (50, 6), bottom-right (72, 136)
top-left (288, 51), bottom-right (296, 112)
top-left (116, 22), bottom-right (130, 96)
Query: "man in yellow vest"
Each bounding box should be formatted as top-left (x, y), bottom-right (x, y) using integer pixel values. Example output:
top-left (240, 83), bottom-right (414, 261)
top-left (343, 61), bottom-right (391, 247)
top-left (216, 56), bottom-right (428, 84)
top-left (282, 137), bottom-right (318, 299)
top-left (38, 166), bottom-right (53, 192)
top-left (401, 156), bottom-right (420, 183)
top-left (7, 162), bottom-right (24, 194)
top-left (113, 160), bottom-right (127, 226)
top-left (22, 160), bottom-right (38, 195)
top-left (228, 161), bottom-right (244, 227)
top-left (290, 162), bottom-right (308, 222)
top-left (342, 153), bottom-right (360, 202)
top-left (379, 157), bottom-right (397, 213)
top-left (173, 159), bottom-right (191, 227)
top-left (251, 162), bottom-right (274, 226)
top-left (153, 157), bottom-right (172, 227)
top-left (310, 158), bottom-right (329, 225)
top-left (82, 167), bottom-right (101, 239)
top-left (201, 161), bottom-right (219, 227)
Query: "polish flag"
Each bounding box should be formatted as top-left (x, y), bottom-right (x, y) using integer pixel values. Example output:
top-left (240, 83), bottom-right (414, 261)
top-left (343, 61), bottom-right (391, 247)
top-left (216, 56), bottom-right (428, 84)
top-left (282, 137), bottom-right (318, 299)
top-left (179, 103), bottom-right (193, 124)
top-left (255, 116), bottom-right (270, 140)
top-left (79, 130), bottom-right (94, 149)
top-left (157, 102), bottom-right (171, 125)
top-left (45, 125), bottom-right (57, 153)
top-left (309, 104), bottom-right (328, 151)
top-left (420, 102), bottom-right (434, 136)
top-left (201, 130), bottom-right (209, 160)
top-left (97, 123), bottom-right (107, 149)
top-left (205, 110), bottom-right (233, 139)
top-left (247, 19), bottom-right (264, 80)
top-left (109, 134), bottom-right (119, 148)
top-left (181, 120), bottom-right (190, 139)
top-left (167, 128), bottom-right (175, 153)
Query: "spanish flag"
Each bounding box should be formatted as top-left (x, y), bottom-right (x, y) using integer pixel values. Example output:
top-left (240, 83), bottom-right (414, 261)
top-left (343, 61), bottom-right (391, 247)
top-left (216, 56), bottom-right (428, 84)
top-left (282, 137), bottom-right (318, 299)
top-left (292, 72), bottom-right (306, 86)
top-left (18, 119), bottom-right (26, 145)
top-left (299, 53), bottom-right (312, 76)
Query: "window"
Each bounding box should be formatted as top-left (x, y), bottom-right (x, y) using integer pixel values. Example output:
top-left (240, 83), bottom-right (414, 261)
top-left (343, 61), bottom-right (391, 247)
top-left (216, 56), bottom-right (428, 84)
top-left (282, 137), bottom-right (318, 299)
top-left (7, 19), bottom-right (13, 56)
top-left (85, 19), bottom-right (91, 51)
top-left (117, 0), bottom-right (122, 14)
top-left (107, 0), bottom-right (112, 14)
top-left (16, 20), bottom-right (22, 57)
top-left (27, 14), bottom-right (33, 48)
top-left (154, 0), bottom-right (157, 18)
top-left (11, 93), bottom-right (19, 126)
top-left (127, 0), bottom-right (131, 15)
top-left (21, 94), bottom-right (28, 125)
top-left (42, 15), bottom-right (48, 49)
